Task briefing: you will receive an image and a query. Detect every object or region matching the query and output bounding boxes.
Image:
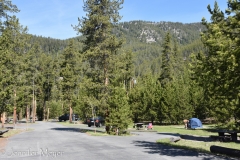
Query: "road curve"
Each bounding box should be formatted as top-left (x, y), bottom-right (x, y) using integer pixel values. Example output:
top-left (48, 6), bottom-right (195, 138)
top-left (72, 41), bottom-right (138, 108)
top-left (0, 121), bottom-right (237, 160)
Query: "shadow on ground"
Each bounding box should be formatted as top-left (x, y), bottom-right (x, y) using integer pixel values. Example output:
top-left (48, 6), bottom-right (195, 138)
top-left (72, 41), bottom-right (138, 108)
top-left (157, 133), bottom-right (180, 137)
top-left (50, 127), bottom-right (105, 133)
top-left (180, 134), bottom-right (211, 142)
top-left (132, 140), bottom-right (235, 160)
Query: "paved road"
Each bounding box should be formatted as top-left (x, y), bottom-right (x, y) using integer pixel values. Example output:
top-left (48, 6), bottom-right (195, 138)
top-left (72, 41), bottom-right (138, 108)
top-left (0, 121), bottom-right (237, 160)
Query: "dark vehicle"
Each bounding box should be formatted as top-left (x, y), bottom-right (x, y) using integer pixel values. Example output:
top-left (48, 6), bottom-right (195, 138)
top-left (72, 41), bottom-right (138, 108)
top-left (87, 116), bottom-right (104, 127)
top-left (58, 114), bottom-right (79, 122)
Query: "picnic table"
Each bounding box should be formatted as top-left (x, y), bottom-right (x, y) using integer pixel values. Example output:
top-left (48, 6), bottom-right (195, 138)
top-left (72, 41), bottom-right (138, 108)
top-left (217, 130), bottom-right (240, 142)
top-left (134, 123), bottom-right (144, 130)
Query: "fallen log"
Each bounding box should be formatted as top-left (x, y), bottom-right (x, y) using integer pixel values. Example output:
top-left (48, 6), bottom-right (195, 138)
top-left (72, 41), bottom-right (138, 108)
top-left (0, 129), bottom-right (8, 135)
top-left (170, 137), bottom-right (181, 143)
top-left (210, 145), bottom-right (240, 158)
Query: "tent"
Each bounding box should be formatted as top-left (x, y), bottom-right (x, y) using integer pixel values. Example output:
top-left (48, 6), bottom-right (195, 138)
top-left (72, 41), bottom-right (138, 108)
top-left (187, 118), bottom-right (202, 129)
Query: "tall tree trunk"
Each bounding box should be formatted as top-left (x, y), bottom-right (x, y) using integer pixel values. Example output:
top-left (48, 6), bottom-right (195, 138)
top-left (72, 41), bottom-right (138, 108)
top-left (1, 112), bottom-right (5, 128)
top-left (69, 103), bottom-right (72, 123)
top-left (19, 108), bottom-right (22, 120)
top-left (35, 98), bottom-right (37, 121)
top-left (47, 108), bottom-right (49, 121)
top-left (26, 105), bottom-right (29, 122)
top-left (43, 101), bottom-right (46, 121)
top-left (32, 95), bottom-right (35, 123)
top-left (13, 90), bottom-right (17, 128)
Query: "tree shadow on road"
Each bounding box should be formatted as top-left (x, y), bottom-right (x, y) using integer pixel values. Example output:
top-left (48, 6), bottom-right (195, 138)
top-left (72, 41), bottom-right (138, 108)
top-left (132, 140), bottom-right (234, 160)
top-left (157, 133), bottom-right (180, 137)
top-left (50, 128), bottom-right (104, 133)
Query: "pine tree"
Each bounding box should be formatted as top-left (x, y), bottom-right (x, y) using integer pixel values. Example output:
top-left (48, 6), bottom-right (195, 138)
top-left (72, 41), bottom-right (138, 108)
top-left (75, 0), bottom-right (126, 132)
top-left (60, 40), bottom-right (80, 123)
top-left (107, 86), bottom-right (131, 135)
top-left (158, 32), bottom-right (173, 86)
top-left (0, 0), bottom-right (30, 126)
top-left (192, 1), bottom-right (240, 126)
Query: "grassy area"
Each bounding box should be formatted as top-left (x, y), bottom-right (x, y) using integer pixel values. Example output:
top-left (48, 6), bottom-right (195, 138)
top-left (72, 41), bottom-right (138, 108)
top-left (1, 128), bottom-right (33, 138)
top-left (153, 125), bottom-right (218, 136)
top-left (154, 125), bottom-right (240, 157)
top-left (57, 121), bottom-right (84, 126)
top-left (157, 138), bottom-right (240, 153)
top-left (86, 131), bottom-right (109, 136)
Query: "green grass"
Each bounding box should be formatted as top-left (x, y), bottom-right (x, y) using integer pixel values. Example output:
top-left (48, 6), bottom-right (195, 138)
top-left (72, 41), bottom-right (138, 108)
top-left (57, 121), bottom-right (77, 126)
top-left (1, 128), bottom-right (32, 138)
top-left (86, 131), bottom-right (109, 136)
top-left (157, 138), bottom-right (240, 153)
top-left (154, 125), bottom-right (240, 158)
top-left (153, 125), bottom-right (218, 136)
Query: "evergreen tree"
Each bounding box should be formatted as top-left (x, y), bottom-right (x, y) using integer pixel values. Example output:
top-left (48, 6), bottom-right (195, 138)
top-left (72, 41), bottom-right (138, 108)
top-left (0, 0), bottom-right (30, 125)
top-left (75, 0), bottom-right (128, 133)
top-left (192, 1), bottom-right (240, 126)
top-left (107, 86), bottom-right (131, 135)
top-left (60, 40), bottom-right (80, 123)
top-left (0, 0), bottom-right (19, 33)
top-left (158, 32), bottom-right (173, 86)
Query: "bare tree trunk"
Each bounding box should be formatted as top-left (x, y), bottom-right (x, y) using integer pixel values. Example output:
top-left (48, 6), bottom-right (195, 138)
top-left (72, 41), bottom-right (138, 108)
top-left (13, 107), bottom-right (17, 127)
top-left (32, 95), bottom-right (35, 123)
top-left (47, 108), bottom-right (49, 121)
top-left (35, 99), bottom-right (37, 121)
top-left (43, 101), bottom-right (46, 121)
top-left (69, 104), bottom-right (72, 123)
top-left (13, 90), bottom-right (17, 128)
top-left (26, 106), bottom-right (29, 122)
top-left (19, 108), bottom-right (22, 121)
top-left (1, 112), bottom-right (5, 128)
top-left (26, 106), bottom-right (29, 130)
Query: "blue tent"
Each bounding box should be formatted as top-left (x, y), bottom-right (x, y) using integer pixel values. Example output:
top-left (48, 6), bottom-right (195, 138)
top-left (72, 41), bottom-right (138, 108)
top-left (188, 118), bottom-right (202, 129)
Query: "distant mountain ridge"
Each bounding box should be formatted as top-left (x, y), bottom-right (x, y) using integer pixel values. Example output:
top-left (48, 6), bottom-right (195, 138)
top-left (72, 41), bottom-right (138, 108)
top-left (27, 20), bottom-right (205, 76)
top-left (118, 20), bottom-right (204, 45)
top-left (30, 20), bottom-right (205, 52)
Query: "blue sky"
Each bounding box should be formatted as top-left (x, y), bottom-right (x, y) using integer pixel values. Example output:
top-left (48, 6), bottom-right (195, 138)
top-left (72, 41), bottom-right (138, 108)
top-left (11, 0), bottom-right (228, 40)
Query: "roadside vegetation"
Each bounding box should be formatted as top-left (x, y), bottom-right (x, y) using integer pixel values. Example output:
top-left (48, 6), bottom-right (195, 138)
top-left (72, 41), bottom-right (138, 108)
top-left (157, 138), bottom-right (239, 155)
top-left (1, 128), bottom-right (33, 138)
top-left (0, 0), bottom-right (240, 139)
top-left (154, 125), bottom-right (240, 156)
top-left (153, 125), bottom-right (218, 136)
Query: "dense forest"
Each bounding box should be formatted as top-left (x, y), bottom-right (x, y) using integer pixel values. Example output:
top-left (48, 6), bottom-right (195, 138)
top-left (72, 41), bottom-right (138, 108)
top-left (29, 21), bottom-right (205, 77)
top-left (0, 0), bottom-right (240, 133)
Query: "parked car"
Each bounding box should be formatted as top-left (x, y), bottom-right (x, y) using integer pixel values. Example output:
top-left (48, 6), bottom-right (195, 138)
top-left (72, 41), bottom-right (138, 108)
top-left (87, 116), bottom-right (104, 127)
top-left (58, 114), bottom-right (79, 122)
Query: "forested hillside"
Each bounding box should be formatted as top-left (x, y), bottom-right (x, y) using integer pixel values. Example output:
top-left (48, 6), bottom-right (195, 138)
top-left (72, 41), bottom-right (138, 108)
top-left (1, 0), bottom-right (239, 132)
top-left (30, 21), bottom-right (205, 77)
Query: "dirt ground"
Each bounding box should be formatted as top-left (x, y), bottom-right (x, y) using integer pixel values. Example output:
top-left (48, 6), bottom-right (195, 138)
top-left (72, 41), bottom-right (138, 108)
top-left (0, 137), bottom-right (8, 154)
